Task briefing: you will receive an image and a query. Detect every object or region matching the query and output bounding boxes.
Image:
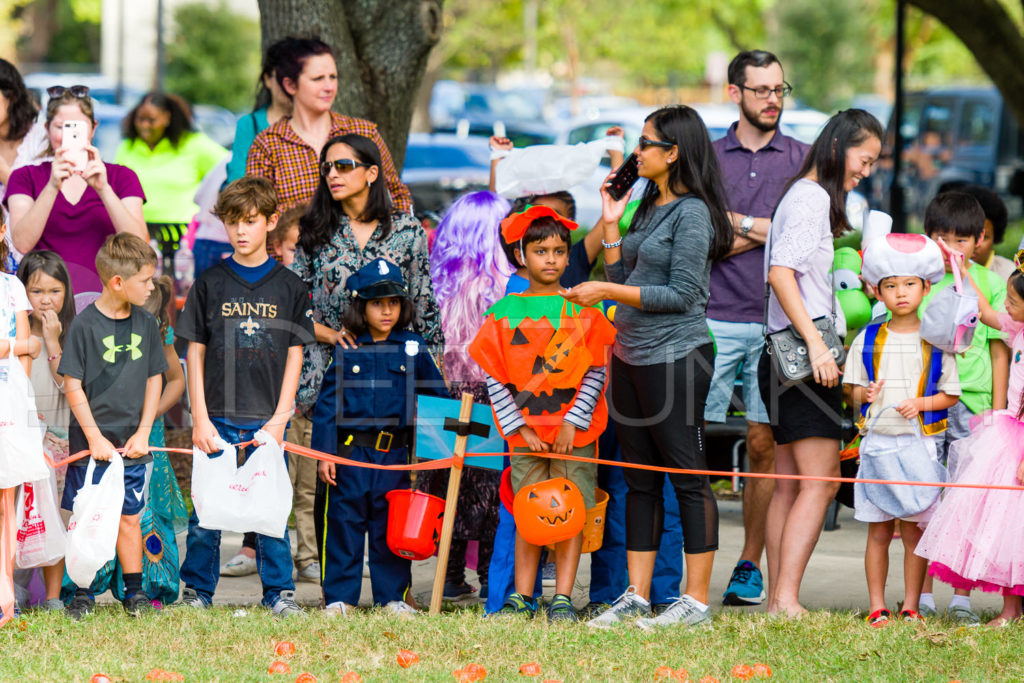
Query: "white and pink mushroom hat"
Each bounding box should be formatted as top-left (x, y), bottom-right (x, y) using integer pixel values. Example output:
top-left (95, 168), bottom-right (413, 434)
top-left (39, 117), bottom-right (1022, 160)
top-left (860, 232), bottom-right (946, 288)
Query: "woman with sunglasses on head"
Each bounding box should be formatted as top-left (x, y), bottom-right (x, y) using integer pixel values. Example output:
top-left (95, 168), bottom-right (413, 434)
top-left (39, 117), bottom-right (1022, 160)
top-left (563, 105), bottom-right (734, 630)
top-left (247, 38), bottom-right (411, 233)
top-left (115, 92), bottom-right (227, 274)
top-left (759, 109), bottom-right (882, 617)
top-left (3, 86), bottom-right (147, 293)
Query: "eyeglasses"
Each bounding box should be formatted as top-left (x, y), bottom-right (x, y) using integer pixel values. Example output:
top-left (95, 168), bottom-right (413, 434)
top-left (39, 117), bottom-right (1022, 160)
top-left (320, 159), bottom-right (371, 176)
top-left (739, 82), bottom-right (793, 100)
top-left (46, 85), bottom-right (91, 99)
top-left (638, 136), bottom-right (674, 151)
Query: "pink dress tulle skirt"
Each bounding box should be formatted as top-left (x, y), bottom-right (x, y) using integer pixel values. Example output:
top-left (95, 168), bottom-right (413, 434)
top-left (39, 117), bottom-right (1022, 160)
top-left (915, 410), bottom-right (1024, 596)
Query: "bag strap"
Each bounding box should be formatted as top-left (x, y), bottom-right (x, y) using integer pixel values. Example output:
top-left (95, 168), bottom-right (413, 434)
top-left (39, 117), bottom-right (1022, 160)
top-left (866, 403), bottom-right (926, 438)
top-left (949, 250), bottom-right (965, 294)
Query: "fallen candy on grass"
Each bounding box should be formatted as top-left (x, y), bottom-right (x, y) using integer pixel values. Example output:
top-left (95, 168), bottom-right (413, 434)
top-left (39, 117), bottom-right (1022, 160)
top-left (699, 677), bottom-right (720, 683)
top-left (519, 662), bottom-right (541, 676)
top-left (274, 640), bottom-right (297, 656)
top-left (731, 664), bottom-right (754, 680)
top-left (397, 649), bottom-right (420, 667)
top-left (453, 663), bottom-right (487, 682)
top-left (145, 669), bottom-right (185, 682)
top-left (90, 675), bottom-right (112, 683)
top-left (294, 674), bottom-right (317, 683)
top-left (751, 663), bottom-right (772, 679)
top-left (339, 672), bottom-right (362, 683)
top-left (269, 660), bottom-right (292, 674)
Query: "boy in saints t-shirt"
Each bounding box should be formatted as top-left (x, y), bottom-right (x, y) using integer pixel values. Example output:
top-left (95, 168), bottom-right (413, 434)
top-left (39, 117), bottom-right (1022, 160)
top-left (176, 176), bottom-right (314, 617)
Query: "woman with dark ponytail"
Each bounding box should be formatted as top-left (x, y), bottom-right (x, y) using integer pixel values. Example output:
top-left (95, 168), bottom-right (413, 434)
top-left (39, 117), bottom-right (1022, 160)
top-left (564, 105), bottom-right (733, 630)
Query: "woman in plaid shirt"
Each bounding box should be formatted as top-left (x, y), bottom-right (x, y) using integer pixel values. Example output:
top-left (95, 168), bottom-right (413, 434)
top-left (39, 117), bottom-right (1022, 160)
top-left (246, 38), bottom-right (411, 220)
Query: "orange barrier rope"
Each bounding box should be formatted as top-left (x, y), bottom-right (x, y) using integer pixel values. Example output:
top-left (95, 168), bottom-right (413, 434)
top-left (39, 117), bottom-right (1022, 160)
top-left (47, 440), bottom-right (1024, 492)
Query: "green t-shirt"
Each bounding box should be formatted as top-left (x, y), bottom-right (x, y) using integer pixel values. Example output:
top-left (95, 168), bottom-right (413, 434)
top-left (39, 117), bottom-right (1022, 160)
top-left (115, 132), bottom-right (228, 224)
top-left (919, 262), bottom-right (1006, 413)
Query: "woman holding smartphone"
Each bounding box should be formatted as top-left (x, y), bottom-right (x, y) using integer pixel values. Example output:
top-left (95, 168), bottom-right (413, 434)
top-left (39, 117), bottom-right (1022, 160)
top-left (3, 87), bottom-right (146, 293)
top-left (759, 109), bottom-right (882, 616)
top-left (563, 105), bottom-right (734, 629)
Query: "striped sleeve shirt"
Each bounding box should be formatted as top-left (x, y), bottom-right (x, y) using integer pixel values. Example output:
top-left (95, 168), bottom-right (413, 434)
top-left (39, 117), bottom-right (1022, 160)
top-left (485, 366), bottom-right (607, 436)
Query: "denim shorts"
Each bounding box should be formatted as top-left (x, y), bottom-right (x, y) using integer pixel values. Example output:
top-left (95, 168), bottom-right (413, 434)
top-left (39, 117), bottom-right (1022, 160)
top-left (704, 319), bottom-right (769, 424)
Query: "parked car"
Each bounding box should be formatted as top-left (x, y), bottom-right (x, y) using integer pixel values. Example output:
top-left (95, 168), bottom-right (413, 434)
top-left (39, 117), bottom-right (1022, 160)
top-left (402, 133), bottom-right (491, 217)
top-left (873, 87), bottom-right (1024, 219)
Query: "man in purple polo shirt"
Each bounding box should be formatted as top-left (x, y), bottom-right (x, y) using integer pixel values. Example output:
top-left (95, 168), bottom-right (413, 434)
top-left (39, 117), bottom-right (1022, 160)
top-left (707, 50), bottom-right (809, 607)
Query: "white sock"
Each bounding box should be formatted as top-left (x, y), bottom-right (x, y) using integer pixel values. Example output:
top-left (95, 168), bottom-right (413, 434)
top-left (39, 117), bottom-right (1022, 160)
top-left (684, 594), bottom-right (709, 611)
top-left (919, 593), bottom-right (936, 610)
top-left (949, 595), bottom-right (972, 610)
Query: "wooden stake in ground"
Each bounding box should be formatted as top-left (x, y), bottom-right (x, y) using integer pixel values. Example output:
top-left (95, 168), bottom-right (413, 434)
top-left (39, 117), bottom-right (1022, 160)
top-left (429, 392), bottom-right (474, 614)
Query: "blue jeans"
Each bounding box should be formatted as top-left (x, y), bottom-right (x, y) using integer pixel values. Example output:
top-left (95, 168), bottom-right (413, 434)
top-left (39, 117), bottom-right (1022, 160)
top-left (179, 419), bottom-right (294, 607)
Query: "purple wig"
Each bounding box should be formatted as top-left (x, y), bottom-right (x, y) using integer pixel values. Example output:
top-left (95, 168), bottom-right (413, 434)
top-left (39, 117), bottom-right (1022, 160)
top-left (430, 191), bottom-right (513, 384)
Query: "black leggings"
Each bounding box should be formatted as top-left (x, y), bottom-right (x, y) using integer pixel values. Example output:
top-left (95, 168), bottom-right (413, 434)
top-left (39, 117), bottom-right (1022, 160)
top-left (611, 344), bottom-right (718, 554)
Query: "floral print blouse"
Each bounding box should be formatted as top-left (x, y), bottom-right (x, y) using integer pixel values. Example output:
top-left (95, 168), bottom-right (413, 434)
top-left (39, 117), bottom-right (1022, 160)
top-left (289, 211), bottom-right (442, 411)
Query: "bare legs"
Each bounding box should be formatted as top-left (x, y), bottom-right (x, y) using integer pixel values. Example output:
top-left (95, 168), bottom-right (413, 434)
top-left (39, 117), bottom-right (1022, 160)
top-left (738, 422), bottom-right (775, 569)
top-left (765, 437), bottom-right (840, 616)
top-left (627, 548), bottom-right (715, 605)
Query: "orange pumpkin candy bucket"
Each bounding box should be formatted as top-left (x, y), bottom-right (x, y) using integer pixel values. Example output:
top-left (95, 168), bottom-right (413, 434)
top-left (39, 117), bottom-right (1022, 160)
top-left (385, 489), bottom-right (446, 560)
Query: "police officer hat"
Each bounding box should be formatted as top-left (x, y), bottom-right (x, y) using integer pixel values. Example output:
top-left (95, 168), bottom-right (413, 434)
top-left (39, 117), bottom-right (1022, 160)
top-left (345, 258), bottom-right (408, 300)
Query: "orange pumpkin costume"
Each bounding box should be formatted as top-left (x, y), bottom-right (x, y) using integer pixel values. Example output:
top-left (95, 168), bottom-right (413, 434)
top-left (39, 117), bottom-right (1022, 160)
top-left (468, 293), bottom-right (616, 448)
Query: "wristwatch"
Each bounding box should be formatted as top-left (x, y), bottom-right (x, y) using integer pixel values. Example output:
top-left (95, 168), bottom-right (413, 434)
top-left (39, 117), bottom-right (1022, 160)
top-left (740, 215), bottom-right (755, 237)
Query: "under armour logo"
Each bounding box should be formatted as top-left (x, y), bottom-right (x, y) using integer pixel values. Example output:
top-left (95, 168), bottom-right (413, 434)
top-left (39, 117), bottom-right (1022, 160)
top-left (240, 316), bottom-right (261, 336)
top-left (102, 333), bottom-right (143, 363)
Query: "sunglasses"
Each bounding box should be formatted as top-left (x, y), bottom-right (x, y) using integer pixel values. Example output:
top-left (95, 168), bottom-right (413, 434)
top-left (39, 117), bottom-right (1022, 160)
top-left (639, 136), bottom-right (674, 151)
top-left (320, 159), bottom-right (371, 176)
top-left (46, 85), bottom-right (90, 99)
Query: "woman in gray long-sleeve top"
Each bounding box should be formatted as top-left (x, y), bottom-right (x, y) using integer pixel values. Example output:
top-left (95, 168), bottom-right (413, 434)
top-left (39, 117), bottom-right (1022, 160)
top-left (564, 106), bottom-right (734, 629)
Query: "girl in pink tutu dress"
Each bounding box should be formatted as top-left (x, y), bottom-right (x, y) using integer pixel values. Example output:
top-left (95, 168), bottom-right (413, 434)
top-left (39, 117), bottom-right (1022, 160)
top-left (915, 249), bottom-right (1024, 626)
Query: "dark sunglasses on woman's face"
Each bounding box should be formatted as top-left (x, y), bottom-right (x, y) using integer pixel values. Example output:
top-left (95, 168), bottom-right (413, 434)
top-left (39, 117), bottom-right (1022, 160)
top-left (46, 85), bottom-right (90, 99)
top-left (320, 159), bottom-right (371, 176)
top-left (639, 136), bottom-right (674, 151)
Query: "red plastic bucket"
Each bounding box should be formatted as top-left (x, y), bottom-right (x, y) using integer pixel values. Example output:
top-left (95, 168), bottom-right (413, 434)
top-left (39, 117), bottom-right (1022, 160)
top-left (385, 489), bottom-right (446, 561)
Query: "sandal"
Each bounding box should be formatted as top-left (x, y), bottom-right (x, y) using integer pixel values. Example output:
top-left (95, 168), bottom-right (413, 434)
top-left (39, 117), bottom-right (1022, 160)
top-left (866, 608), bottom-right (892, 628)
top-left (899, 609), bottom-right (924, 622)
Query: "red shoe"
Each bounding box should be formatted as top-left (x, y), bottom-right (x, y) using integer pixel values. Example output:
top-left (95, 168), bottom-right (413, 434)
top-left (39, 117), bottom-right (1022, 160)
top-left (866, 608), bottom-right (892, 628)
top-left (900, 609), bottom-right (924, 622)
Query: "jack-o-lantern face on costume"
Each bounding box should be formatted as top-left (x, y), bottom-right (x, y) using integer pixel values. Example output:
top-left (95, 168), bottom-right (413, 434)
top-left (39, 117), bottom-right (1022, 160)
top-left (513, 477), bottom-right (585, 545)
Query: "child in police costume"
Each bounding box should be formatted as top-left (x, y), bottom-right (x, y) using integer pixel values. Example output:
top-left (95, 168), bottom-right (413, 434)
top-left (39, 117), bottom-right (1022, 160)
top-left (312, 258), bottom-right (446, 615)
top-left (845, 233), bottom-right (961, 627)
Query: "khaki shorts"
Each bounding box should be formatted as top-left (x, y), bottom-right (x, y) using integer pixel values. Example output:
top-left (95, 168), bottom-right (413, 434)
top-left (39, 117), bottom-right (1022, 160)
top-left (510, 441), bottom-right (597, 509)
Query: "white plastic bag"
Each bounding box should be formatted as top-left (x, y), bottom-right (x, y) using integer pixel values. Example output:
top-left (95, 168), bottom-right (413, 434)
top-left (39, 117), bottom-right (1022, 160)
top-left (0, 342), bottom-right (49, 489)
top-left (191, 431), bottom-right (292, 538)
top-left (65, 452), bottom-right (123, 588)
top-left (495, 137), bottom-right (623, 199)
top-left (15, 473), bottom-right (66, 568)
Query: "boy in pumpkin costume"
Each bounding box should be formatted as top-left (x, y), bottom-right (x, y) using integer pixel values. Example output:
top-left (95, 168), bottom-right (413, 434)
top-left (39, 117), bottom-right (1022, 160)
top-left (469, 205), bottom-right (616, 621)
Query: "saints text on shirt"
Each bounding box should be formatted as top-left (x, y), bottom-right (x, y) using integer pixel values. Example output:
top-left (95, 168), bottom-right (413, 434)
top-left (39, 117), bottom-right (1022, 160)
top-left (221, 301), bottom-right (278, 319)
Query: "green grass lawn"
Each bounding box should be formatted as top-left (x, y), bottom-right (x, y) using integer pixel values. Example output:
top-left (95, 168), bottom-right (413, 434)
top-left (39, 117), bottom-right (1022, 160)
top-left (2, 606), bottom-right (1022, 682)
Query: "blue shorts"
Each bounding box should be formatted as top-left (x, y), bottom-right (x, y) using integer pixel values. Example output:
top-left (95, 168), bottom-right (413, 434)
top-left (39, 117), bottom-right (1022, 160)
top-left (704, 319), bottom-right (769, 424)
top-left (61, 461), bottom-right (149, 516)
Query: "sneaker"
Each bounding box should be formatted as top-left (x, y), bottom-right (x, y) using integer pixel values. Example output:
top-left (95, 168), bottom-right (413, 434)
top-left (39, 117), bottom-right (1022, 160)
top-left (586, 587), bottom-right (652, 629)
top-left (636, 595), bottom-right (711, 631)
top-left (443, 580), bottom-right (478, 601)
top-left (547, 594), bottom-right (576, 622)
top-left (479, 581), bottom-right (489, 601)
top-left (385, 600), bottom-right (418, 617)
top-left (220, 552), bottom-right (258, 577)
top-left (175, 587), bottom-right (210, 609)
top-left (42, 598), bottom-right (65, 612)
top-left (918, 603), bottom-right (938, 618)
top-left (297, 561), bottom-right (321, 583)
top-left (271, 590), bottom-right (304, 619)
top-left (866, 608), bottom-right (892, 628)
top-left (541, 562), bottom-right (557, 588)
top-left (899, 609), bottom-right (924, 622)
top-left (122, 593), bottom-right (155, 617)
top-left (722, 560), bottom-right (765, 606)
top-left (65, 595), bottom-right (94, 621)
top-left (324, 601), bottom-right (354, 617)
top-left (496, 592), bottom-right (537, 617)
top-left (947, 604), bottom-right (981, 626)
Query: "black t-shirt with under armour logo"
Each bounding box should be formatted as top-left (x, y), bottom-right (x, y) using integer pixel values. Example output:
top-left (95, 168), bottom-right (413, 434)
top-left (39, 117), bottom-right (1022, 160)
top-left (176, 260), bottom-right (315, 425)
top-left (59, 304), bottom-right (168, 464)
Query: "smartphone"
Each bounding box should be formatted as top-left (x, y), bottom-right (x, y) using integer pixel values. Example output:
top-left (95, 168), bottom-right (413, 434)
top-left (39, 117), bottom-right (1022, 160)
top-left (606, 153), bottom-right (639, 201)
top-left (62, 120), bottom-right (88, 171)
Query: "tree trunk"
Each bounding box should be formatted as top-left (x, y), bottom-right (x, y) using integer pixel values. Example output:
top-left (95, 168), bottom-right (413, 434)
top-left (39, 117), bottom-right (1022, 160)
top-left (907, 0), bottom-right (1024, 126)
top-left (256, 0), bottom-right (444, 170)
